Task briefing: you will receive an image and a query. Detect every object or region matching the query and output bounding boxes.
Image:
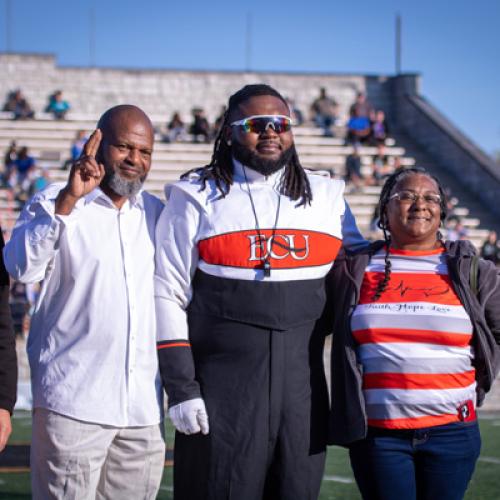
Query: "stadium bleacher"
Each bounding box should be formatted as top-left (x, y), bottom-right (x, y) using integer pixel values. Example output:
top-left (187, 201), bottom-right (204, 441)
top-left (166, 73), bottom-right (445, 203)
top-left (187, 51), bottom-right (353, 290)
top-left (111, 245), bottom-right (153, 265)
top-left (0, 116), bottom-right (492, 248)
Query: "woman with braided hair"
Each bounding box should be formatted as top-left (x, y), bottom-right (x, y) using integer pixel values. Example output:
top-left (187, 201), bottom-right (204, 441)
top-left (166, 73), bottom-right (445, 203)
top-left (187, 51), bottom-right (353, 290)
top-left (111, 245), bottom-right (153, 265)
top-left (327, 168), bottom-right (500, 500)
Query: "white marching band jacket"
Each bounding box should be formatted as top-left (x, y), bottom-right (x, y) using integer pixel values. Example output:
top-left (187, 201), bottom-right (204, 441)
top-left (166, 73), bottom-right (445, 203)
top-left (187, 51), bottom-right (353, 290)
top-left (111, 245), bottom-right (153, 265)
top-left (154, 160), bottom-right (366, 404)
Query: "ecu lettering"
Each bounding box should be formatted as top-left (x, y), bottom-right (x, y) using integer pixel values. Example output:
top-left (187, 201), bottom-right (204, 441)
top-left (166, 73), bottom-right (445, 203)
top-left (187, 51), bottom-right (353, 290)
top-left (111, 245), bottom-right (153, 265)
top-left (199, 229), bottom-right (341, 270)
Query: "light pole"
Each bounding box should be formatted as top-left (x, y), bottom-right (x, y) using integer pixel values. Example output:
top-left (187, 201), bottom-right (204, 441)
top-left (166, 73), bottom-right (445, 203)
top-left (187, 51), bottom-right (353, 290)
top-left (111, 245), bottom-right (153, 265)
top-left (395, 13), bottom-right (402, 74)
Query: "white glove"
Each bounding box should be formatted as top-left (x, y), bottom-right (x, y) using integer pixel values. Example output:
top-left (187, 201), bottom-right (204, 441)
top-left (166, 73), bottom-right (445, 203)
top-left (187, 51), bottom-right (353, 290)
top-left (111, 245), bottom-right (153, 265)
top-left (168, 398), bottom-right (210, 435)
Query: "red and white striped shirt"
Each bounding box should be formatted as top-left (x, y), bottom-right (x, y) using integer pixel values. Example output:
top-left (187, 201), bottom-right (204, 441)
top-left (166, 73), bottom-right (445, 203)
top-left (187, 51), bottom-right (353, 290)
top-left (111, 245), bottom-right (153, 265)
top-left (352, 247), bottom-right (476, 429)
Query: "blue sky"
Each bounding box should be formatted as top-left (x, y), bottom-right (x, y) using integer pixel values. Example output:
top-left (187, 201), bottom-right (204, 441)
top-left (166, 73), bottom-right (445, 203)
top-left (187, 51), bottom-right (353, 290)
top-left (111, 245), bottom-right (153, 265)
top-left (3, 0), bottom-right (500, 156)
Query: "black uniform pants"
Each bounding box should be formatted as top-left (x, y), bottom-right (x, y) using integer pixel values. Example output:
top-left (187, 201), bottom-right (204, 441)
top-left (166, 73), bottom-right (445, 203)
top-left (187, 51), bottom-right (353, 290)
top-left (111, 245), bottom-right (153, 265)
top-left (173, 313), bottom-right (329, 500)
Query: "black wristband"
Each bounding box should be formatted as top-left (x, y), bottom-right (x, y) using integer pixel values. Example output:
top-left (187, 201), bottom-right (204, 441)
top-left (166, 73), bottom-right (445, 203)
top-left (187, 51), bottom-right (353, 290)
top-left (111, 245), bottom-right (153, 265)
top-left (157, 340), bottom-right (201, 406)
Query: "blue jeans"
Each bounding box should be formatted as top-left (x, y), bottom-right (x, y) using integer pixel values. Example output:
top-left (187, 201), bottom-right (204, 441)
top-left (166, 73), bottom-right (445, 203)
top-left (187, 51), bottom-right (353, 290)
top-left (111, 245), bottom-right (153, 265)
top-left (349, 421), bottom-right (481, 500)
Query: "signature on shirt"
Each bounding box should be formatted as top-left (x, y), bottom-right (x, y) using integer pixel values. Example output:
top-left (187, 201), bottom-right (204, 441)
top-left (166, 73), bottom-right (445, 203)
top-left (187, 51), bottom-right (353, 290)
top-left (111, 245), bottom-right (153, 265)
top-left (389, 280), bottom-right (450, 298)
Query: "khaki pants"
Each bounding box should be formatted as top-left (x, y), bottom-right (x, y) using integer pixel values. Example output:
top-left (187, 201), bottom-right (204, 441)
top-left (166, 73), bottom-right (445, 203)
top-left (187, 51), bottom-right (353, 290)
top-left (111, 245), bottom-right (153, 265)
top-left (31, 408), bottom-right (165, 500)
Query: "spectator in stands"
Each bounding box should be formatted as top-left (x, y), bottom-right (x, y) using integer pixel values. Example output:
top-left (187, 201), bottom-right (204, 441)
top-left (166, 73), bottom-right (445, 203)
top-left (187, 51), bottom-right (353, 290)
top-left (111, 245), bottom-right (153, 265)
top-left (310, 87), bottom-right (338, 136)
top-left (370, 144), bottom-right (392, 185)
top-left (287, 97), bottom-right (304, 126)
top-left (62, 130), bottom-right (88, 170)
top-left (368, 203), bottom-right (381, 239)
top-left (349, 91), bottom-right (373, 119)
top-left (25, 282), bottom-right (39, 318)
top-left (164, 112), bottom-right (186, 143)
top-left (189, 107), bottom-right (211, 143)
top-left (29, 167), bottom-right (50, 195)
top-left (9, 281), bottom-right (29, 338)
top-left (4, 105), bottom-right (165, 498)
top-left (14, 146), bottom-right (36, 199)
top-left (346, 107), bottom-right (372, 145)
top-left (393, 155), bottom-right (404, 173)
top-left (213, 105), bottom-right (227, 135)
top-left (71, 129), bottom-right (87, 160)
top-left (447, 219), bottom-right (468, 241)
top-left (445, 200), bottom-right (460, 226)
top-left (10, 280), bottom-right (40, 337)
top-left (45, 90), bottom-right (70, 120)
top-left (2, 140), bottom-right (17, 188)
top-left (345, 144), bottom-right (364, 191)
top-left (2, 89), bottom-right (34, 120)
top-left (346, 92), bottom-right (373, 145)
top-left (370, 110), bottom-right (389, 145)
top-left (328, 167), bottom-right (499, 500)
top-left (3, 140), bottom-right (16, 170)
top-left (0, 227), bottom-right (17, 452)
top-left (480, 231), bottom-right (500, 265)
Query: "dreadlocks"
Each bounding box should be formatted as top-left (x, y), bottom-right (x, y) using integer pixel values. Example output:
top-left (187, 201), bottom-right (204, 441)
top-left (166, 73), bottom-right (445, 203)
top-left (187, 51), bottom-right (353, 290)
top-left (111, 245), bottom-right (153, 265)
top-left (372, 167), bottom-right (448, 301)
top-left (181, 84), bottom-right (312, 206)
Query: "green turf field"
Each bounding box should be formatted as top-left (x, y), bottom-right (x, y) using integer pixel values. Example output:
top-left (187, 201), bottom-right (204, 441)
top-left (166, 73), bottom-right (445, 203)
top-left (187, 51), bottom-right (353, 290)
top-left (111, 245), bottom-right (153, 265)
top-left (1, 411), bottom-right (499, 499)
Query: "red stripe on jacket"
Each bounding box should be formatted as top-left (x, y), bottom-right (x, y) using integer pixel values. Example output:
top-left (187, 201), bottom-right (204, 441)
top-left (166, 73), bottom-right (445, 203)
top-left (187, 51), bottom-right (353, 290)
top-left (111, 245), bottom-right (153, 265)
top-left (198, 229), bottom-right (341, 269)
top-left (157, 342), bottom-right (191, 350)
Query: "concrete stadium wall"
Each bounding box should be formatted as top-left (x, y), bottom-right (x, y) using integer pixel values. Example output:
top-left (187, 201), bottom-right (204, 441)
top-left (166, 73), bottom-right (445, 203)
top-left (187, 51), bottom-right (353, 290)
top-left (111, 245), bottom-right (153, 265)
top-left (390, 75), bottom-right (500, 217)
top-left (0, 53), bottom-right (392, 123)
top-left (3, 53), bottom-right (499, 215)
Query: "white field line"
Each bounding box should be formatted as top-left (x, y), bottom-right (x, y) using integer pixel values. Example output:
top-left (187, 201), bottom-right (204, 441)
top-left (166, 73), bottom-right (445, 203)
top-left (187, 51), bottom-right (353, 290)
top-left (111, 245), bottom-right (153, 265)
top-left (478, 457), bottom-right (500, 465)
top-left (323, 475), bottom-right (355, 484)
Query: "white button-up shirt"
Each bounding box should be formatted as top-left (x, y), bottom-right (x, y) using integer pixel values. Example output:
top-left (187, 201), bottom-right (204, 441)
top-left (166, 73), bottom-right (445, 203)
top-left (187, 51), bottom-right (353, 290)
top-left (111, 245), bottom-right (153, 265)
top-left (4, 183), bottom-right (164, 426)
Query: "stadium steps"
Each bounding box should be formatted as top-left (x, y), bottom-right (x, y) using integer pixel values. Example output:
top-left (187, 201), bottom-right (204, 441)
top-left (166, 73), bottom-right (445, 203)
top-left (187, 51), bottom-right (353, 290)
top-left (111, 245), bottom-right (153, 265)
top-left (0, 118), bottom-right (491, 246)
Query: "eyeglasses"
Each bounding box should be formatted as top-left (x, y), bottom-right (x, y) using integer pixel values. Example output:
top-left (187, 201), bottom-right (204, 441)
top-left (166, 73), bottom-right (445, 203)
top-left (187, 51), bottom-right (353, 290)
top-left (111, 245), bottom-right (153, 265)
top-left (230, 115), bottom-right (293, 134)
top-left (389, 191), bottom-right (442, 205)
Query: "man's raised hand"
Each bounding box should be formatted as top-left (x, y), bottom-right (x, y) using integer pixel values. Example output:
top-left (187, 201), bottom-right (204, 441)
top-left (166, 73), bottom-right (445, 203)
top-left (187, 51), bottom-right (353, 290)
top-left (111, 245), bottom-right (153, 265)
top-left (56, 129), bottom-right (105, 215)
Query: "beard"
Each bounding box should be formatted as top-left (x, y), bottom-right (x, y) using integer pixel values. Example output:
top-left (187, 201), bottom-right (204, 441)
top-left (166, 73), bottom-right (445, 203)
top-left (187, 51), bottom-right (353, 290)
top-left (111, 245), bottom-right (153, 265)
top-left (232, 141), bottom-right (294, 177)
top-left (102, 163), bottom-right (147, 197)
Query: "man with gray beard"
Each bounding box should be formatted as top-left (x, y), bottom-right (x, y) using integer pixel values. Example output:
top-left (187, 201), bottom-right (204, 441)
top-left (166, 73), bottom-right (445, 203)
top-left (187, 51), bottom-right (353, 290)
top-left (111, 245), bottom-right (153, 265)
top-left (4, 105), bottom-right (166, 499)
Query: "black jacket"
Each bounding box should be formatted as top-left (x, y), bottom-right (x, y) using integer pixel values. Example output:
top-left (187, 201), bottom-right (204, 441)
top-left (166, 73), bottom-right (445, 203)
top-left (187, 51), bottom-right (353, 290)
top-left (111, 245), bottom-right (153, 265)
top-left (0, 229), bottom-right (17, 413)
top-left (327, 240), bottom-right (500, 446)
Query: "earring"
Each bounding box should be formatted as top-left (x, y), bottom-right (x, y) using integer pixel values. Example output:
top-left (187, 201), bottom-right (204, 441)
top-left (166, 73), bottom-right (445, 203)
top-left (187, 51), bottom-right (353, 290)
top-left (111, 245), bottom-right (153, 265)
top-left (227, 140), bottom-right (232, 146)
